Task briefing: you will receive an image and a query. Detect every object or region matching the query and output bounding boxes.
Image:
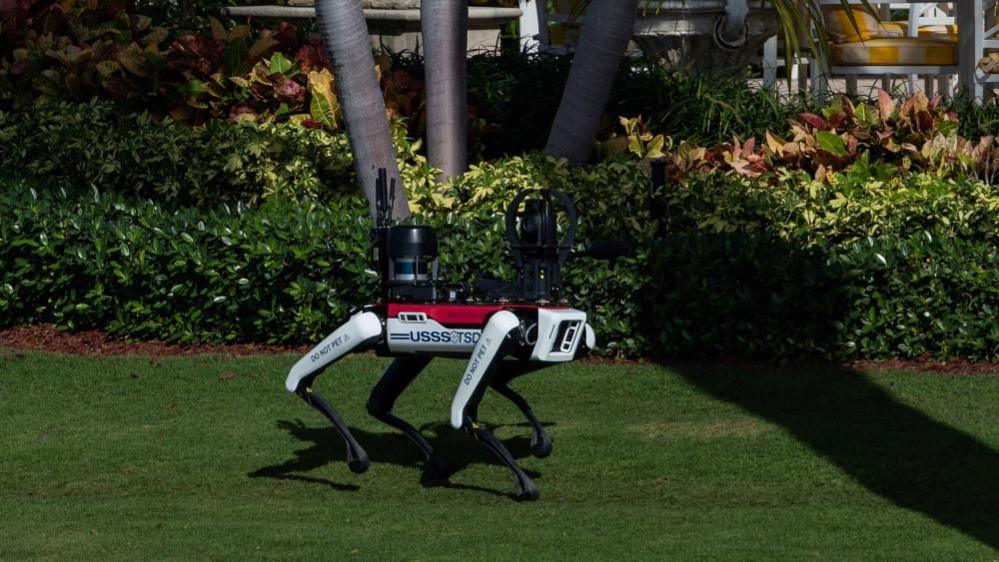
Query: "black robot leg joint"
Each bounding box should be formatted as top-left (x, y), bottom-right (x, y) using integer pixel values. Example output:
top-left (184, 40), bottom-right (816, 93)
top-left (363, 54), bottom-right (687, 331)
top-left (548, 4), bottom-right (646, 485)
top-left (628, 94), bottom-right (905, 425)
top-left (367, 355), bottom-right (453, 482)
top-left (296, 381), bottom-right (370, 474)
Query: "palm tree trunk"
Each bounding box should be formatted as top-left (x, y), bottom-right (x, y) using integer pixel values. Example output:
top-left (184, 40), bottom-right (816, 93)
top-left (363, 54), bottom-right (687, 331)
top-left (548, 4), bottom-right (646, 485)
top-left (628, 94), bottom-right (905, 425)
top-left (545, 0), bottom-right (639, 165)
top-left (422, 0), bottom-right (469, 181)
top-left (314, 0), bottom-right (409, 219)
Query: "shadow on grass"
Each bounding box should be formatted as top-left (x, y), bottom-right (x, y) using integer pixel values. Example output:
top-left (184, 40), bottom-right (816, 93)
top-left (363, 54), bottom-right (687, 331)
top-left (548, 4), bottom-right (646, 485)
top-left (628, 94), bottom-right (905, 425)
top-left (249, 418), bottom-right (544, 499)
top-left (671, 363), bottom-right (999, 549)
top-left (636, 231), bottom-right (999, 547)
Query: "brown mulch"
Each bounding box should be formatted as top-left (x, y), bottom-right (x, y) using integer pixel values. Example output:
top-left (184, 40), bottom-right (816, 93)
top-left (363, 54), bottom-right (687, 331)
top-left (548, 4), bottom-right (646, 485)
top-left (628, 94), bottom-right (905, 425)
top-left (1, 324), bottom-right (997, 375)
top-left (848, 358), bottom-right (999, 376)
top-left (0, 324), bottom-right (309, 358)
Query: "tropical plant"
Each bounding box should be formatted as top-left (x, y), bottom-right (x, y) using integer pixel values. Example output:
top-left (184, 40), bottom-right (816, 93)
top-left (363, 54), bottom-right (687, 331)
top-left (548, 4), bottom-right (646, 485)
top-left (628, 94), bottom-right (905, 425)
top-left (313, 0), bottom-right (409, 219)
top-left (422, 0), bottom-right (468, 181)
top-left (0, 99), bottom-right (429, 204)
top-left (0, 2), bottom-right (335, 122)
top-left (306, 0), bottom-right (873, 219)
top-left (545, 0), bottom-right (640, 165)
top-left (631, 91), bottom-right (999, 186)
top-left (5, 166), bottom-right (999, 360)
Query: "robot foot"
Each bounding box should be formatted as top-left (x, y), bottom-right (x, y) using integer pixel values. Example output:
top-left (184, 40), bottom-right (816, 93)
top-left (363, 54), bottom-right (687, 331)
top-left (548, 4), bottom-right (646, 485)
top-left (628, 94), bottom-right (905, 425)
top-left (530, 430), bottom-right (553, 459)
top-left (491, 381), bottom-right (553, 460)
top-left (420, 453), bottom-right (454, 484)
top-left (347, 456), bottom-right (370, 474)
top-left (297, 387), bottom-right (370, 475)
top-left (467, 418), bottom-right (541, 501)
top-left (515, 478), bottom-right (540, 502)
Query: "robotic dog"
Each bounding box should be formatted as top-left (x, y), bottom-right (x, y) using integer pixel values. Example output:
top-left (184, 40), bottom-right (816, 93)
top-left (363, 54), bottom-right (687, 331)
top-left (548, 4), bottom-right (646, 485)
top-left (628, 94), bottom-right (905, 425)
top-left (284, 170), bottom-right (599, 501)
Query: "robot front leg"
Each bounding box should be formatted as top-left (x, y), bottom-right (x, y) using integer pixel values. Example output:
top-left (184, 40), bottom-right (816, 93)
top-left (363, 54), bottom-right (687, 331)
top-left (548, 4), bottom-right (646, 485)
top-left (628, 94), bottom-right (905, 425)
top-left (367, 355), bottom-right (452, 481)
top-left (451, 311), bottom-right (540, 501)
top-left (491, 365), bottom-right (553, 458)
top-left (491, 322), bottom-right (596, 459)
top-left (286, 311), bottom-right (383, 474)
top-left (297, 388), bottom-right (370, 474)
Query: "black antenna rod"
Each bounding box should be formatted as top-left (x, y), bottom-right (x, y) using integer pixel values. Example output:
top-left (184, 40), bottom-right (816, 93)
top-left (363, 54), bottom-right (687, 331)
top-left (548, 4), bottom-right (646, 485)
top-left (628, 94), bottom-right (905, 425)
top-left (376, 168), bottom-right (391, 227)
top-left (388, 177), bottom-right (396, 220)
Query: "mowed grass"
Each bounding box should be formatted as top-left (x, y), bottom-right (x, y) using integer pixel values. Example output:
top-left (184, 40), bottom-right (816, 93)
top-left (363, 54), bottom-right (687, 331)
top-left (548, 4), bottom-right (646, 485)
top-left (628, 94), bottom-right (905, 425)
top-left (2, 351), bottom-right (999, 560)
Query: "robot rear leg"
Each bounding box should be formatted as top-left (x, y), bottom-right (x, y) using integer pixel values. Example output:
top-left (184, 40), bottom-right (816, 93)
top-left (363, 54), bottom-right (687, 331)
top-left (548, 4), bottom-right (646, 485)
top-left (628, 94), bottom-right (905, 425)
top-left (367, 355), bottom-right (452, 481)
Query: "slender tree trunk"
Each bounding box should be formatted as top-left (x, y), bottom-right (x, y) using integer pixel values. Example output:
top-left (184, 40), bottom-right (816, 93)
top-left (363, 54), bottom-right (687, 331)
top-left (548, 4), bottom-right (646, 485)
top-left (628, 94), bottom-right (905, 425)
top-left (314, 0), bottom-right (409, 219)
top-left (0, 0), bottom-right (17, 41)
top-left (545, 0), bottom-right (639, 165)
top-left (422, 0), bottom-right (468, 181)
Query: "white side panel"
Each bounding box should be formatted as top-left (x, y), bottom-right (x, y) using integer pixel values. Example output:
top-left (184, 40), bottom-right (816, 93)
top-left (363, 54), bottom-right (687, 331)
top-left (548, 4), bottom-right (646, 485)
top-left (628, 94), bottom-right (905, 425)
top-left (584, 323), bottom-right (596, 351)
top-left (285, 311), bottom-right (382, 392)
top-left (450, 310), bottom-right (520, 429)
top-left (386, 317), bottom-right (481, 354)
top-left (530, 308), bottom-right (587, 362)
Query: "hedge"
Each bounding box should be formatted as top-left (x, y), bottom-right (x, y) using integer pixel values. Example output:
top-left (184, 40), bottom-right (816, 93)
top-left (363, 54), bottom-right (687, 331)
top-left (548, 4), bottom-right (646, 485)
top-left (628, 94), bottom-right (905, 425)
top-left (3, 171), bottom-right (999, 361)
top-left (0, 100), bottom-right (426, 205)
top-left (641, 232), bottom-right (999, 359)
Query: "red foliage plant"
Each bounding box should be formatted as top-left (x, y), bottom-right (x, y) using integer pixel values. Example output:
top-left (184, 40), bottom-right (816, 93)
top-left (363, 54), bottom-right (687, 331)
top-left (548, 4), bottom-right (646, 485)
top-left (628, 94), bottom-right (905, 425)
top-left (0, 0), bottom-right (430, 132)
top-left (631, 90), bottom-right (999, 185)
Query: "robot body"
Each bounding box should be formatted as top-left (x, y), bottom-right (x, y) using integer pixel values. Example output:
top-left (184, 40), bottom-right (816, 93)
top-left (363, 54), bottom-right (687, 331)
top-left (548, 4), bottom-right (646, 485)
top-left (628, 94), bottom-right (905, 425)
top-left (282, 170), bottom-right (606, 500)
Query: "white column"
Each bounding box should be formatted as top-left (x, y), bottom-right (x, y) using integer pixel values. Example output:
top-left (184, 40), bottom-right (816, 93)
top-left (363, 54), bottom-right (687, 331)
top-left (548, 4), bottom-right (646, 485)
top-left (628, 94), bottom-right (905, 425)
top-left (763, 36), bottom-right (779, 90)
top-left (811, 58), bottom-right (828, 97)
top-left (957, 0), bottom-right (984, 102)
top-left (519, 0), bottom-right (544, 51)
top-left (907, 4), bottom-right (922, 95)
top-left (846, 75), bottom-right (858, 95)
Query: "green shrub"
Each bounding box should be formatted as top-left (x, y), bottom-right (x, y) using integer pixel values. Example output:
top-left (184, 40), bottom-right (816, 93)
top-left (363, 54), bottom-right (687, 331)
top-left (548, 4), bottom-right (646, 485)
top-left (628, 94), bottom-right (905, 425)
top-left (3, 162), bottom-right (999, 361)
top-left (947, 92), bottom-right (999, 140)
top-left (835, 234), bottom-right (999, 359)
top-left (660, 169), bottom-right (999, 246)
top-left (0, 100), bottom-right (378, 203)
top-left (639, 232), bottom-right (999, 360)
top-left (0, 181), bottom-right (374, 343)
top-left (133, 0), bottom-right (239, 31)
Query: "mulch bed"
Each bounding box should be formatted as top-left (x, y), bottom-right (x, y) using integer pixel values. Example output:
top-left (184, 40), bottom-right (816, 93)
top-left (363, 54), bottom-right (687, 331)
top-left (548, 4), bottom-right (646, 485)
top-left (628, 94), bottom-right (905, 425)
top-left (848, 358), bottom-right (999, 376)
top-left (0, 324), bottom-right (309, 358)
top-left (1, 324), bottom-right (997, 374)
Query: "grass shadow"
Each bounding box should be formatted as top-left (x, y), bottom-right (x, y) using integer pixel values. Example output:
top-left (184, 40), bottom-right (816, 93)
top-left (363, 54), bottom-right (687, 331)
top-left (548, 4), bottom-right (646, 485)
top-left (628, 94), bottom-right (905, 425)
top-left (638, 231), bottom-right (999, 547)
top-left (670, 363), bottom-right (999, 549)
top-left (249, 418), bottom-right (543, 499)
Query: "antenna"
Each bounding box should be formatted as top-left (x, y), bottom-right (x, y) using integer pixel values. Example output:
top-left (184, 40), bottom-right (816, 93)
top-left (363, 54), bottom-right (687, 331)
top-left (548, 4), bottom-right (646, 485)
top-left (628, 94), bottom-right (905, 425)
top-left (372, 168), bottom-right (394, 299)
top-left (388, 177), bottom-right (396, 221)
top-left (375, 168), bottom-right (392, 228)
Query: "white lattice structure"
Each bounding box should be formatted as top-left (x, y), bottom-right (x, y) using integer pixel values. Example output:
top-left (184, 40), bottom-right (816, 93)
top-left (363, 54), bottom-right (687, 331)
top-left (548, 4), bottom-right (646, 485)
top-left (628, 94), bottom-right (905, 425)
top-left (810, 1), bottom-right (957, 97)
top-left (957, 0), bottom-right (999, 101)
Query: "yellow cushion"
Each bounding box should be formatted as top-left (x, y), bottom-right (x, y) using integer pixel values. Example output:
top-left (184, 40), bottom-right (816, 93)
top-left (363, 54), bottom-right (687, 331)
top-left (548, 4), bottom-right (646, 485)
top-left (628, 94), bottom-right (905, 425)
top-left (883, 22), bottom-right (957, 39)
top-left (877, 22), bottom-right (907, 38)
top-left (822, 5), bottom-right (891, 43)
top-left (830, 37), bottom-right (957, 66)
top-left (918, 24), bottom-right (958, 39)
top-left (978, 53), bottom-right (999, 74)
top-left (877, 21), bottom-right (958, 40)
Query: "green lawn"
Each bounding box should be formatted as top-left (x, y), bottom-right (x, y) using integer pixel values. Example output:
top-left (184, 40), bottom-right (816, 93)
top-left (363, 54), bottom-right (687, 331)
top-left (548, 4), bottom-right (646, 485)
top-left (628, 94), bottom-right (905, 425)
top-left (2, 351), bottom-right (999, 560)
